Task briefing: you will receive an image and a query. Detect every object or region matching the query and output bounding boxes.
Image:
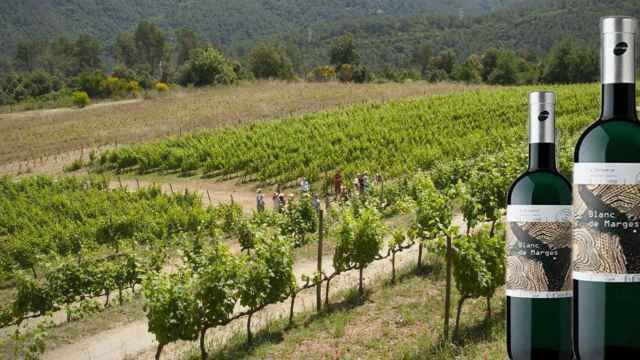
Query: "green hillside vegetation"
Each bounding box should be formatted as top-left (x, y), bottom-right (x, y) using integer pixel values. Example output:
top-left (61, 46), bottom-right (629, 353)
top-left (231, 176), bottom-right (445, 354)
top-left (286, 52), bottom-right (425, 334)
top-left (284, 0), bottom-right (640, 69)
top-left (0, 0), bottom-right (522, 59)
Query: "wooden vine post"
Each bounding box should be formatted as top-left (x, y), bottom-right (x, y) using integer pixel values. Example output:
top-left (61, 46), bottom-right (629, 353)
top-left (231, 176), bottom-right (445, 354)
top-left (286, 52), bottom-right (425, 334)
top-left (316, 210), bottom-right (324, 312)
top-left (443, 232), bottom-right (453, 340)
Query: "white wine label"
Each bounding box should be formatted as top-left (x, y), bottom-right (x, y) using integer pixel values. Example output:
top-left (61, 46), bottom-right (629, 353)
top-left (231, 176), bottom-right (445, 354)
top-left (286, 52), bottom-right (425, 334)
top-left (574, 163), bottom-right (640, 185)
top-left (573, 164), bottom-right (640, 283)
top-left (506, 205), bottom-right (573, 298)
top-left (507, 205), bottom-right (572, 223)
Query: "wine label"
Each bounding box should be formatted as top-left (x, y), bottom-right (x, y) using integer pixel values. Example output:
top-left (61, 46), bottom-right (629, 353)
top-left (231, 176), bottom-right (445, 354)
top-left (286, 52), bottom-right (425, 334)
top-left (506, 205), bottom-right (573, 298)
top-left (573, 163), bottom-right (640, 283)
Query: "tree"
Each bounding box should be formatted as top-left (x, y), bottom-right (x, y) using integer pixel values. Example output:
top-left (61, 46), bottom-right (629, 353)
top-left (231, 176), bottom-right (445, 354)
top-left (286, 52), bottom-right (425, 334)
top-left (47, 36), bottom-right (75, 75)
top-left (487, 50), bottom-right (519, 85)
top-left (113, 32), bottom-right (138, 68)
top-left (432, 49), bottom-right (456, 75)
top-left (14, 39), bottom-right (47, 72)
top-left (248, 42), bottom-right (295, 80)
top-left (480, 48), bottom-right (499, 82)
top-left (329, 33), bottom-right (359, 68)
top-left (175, 28), bottom-right (207, 66)
top-left (542, 38), bottom-right (598, 84)
top-left (73, 34), bottom-right (102, 74)
top-left (178, 47), bottom-right (237, 87)
top-left (453, 54), bottom-right (482, 83)
top-left (413, 43), bottom-right (433, 79)
top-left (134, 21), bottom-right (166, 75)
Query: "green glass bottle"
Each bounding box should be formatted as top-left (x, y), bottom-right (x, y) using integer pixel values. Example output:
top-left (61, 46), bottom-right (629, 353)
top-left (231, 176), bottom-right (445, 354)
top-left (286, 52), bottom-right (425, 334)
top-left (507, 92), bottom-right (573, 360)
top-left (573, 16), bottom-right (640, 359)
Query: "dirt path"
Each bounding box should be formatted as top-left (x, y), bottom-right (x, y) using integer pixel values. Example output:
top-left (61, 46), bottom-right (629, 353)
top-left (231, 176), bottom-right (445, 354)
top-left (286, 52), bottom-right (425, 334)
top-left (0, 99), bottom-right (142, 119)
top-left (108, 178), bottom-right (260, 213)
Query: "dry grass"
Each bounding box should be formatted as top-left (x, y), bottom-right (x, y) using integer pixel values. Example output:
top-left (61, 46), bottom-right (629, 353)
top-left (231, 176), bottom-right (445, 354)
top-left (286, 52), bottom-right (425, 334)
top-left (0, 80), bottom-right (482, 166)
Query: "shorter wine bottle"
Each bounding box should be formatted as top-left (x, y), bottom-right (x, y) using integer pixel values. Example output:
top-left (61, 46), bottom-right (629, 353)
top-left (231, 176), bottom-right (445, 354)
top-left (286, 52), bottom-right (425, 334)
top-left (506, 92), bottom-right (573, 360)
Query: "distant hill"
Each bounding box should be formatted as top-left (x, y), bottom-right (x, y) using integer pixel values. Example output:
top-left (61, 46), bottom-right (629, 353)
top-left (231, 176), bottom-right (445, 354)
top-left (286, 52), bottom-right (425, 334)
top-left (0, 0), bottom-right (522, 57)
top-left (278, 0), bottom-right (640, 69)
top-left (1, 0), bottom-right (638, 70)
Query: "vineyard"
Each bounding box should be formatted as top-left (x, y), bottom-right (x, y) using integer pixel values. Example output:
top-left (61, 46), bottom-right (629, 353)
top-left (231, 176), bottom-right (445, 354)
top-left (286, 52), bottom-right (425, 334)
top-left (91, 84), bottom-right (601, 183)
top-left (0, 83), bottom-right (615, 359)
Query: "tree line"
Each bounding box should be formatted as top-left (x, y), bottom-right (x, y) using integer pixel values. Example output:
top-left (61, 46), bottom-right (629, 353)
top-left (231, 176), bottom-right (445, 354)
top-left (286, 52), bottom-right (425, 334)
top-left (0, 19), bottom-right (600, 108)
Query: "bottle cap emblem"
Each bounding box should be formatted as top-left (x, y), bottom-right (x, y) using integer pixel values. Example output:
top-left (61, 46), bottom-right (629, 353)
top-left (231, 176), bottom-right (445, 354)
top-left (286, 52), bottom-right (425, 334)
top-left (538, 111), bottom-right (550, 122)
top-left (614, 42), bottom-right (629, 56)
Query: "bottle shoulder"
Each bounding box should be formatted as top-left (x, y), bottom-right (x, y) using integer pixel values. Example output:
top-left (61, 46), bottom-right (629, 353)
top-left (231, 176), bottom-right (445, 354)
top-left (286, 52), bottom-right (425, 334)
top-left (507, 170), bottom-right (572, 206)
top-left (575, 119), bottom-right (640, 162)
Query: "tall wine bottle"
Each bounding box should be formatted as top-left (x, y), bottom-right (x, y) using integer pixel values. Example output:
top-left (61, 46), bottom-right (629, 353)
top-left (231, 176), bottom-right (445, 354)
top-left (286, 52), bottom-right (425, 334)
top-left (573, 16), bottom-right (640, 359)
top-left (507, 92), bottom-right (573, 360)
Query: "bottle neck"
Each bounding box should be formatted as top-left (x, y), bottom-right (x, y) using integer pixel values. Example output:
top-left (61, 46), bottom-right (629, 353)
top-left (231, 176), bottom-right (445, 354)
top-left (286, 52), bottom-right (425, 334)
top-left (600, 83), bottom-right (638, 121)
top-left (528, 143), bottom-right (557, 171)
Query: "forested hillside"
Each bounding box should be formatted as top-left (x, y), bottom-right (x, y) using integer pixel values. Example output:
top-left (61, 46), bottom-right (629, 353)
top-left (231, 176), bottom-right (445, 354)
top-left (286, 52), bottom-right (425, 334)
top-left (0, 0), bottom-right (521, 59)
top-left (283, 0), bottom-right (640, 68)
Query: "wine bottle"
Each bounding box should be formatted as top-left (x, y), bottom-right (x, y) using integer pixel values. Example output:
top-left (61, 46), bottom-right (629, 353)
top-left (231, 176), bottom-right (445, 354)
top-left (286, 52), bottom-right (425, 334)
top-left (507, 92), bottom-right (573, 360)
top-left (573, 16), bottom-right (640, 359)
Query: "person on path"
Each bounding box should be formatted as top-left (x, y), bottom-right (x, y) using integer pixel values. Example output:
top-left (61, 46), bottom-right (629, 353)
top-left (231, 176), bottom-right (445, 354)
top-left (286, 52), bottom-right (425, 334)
top-left (312, 193), bottom-right (321, 212)
top-left (256, 189), bottom-right (265, 212)
top-left (279, 192), bottom-right (287, 211)
top-left (334, 170), bottom-right (342, 198)
top-left (300, 177), bottom-right (310, 194)
top-left (362, 173), bottom-right (370, 193)
top-left (273, 192), bottom-right (280, 212)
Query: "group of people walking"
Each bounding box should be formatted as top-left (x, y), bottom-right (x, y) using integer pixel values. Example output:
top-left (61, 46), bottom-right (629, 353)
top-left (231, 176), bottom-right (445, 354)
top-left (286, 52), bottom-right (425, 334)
top-left (333, 170), bottom-right (382, 201)
top-left (255, 176), bottom-right (321, 213)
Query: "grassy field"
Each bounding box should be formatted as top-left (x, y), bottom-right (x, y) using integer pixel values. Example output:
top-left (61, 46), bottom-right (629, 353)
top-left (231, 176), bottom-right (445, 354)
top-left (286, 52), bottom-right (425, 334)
top-left (189, 262), bottom-right (504, 360)
top-left (0, 81), bottom-right (479, 166)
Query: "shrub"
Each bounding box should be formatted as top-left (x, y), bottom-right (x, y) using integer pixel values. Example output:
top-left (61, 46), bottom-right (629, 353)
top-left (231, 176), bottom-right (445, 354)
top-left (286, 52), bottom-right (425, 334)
top-left (310, 65), bottom-right (336, 82)
top-left (338, 64), bottom-right (354, 82)
top-left (72, 70), bottom-right (107, 98)
top-left (155, 82), bottom-right (170, 92)
top-left (352, 65), bottom-right (372, 83)
top-left (248, 42), bottom-right (295, 80)
top-left (178, 47), bottom-right (237, 86)
top-left (72, 91), bottom-right (90, 108)
top-left (101, 76), bottom-right (131, 98)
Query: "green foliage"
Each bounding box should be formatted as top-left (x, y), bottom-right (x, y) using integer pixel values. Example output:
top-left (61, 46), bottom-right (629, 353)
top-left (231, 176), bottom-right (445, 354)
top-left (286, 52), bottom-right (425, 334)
top-left (333, 206), bottom-right (385, 272)
top-left (143, 271), bottom-right (200, 349)
top-left (71, 90), bottom-right (90, 108)
top-left (238, 234), bottom-right (295, 311)
top-left (281, 196), bottom-right (318, 247)
top-left (213, 201), bottom-right (243, 235)
top-left (249, 42), bottom-right (295, 80)
top-left (134, 21), bottom-right (167, 75)
top-left (412, 175), bottom-right (454, 243)
top-left (309, 65), bottom-right (336, 82)
top-left (452, 228), bottom-right (506, 331)
top-left (453, 54), bottom-right (482, 83)
top-left (179, 47), bottom-right (237, 86)
top-left (175, 28), bottom-right (208, 66)
top-left (337, 64), bottom-right (354, 82)
top-left (12, 276), bottom-right (55, 324)
top-left (542, 38), bottom-right (599, 84)
top-left (193, 243), bottom-right (241, 327)
top-left (329, 33), bottom-right (359, 68)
